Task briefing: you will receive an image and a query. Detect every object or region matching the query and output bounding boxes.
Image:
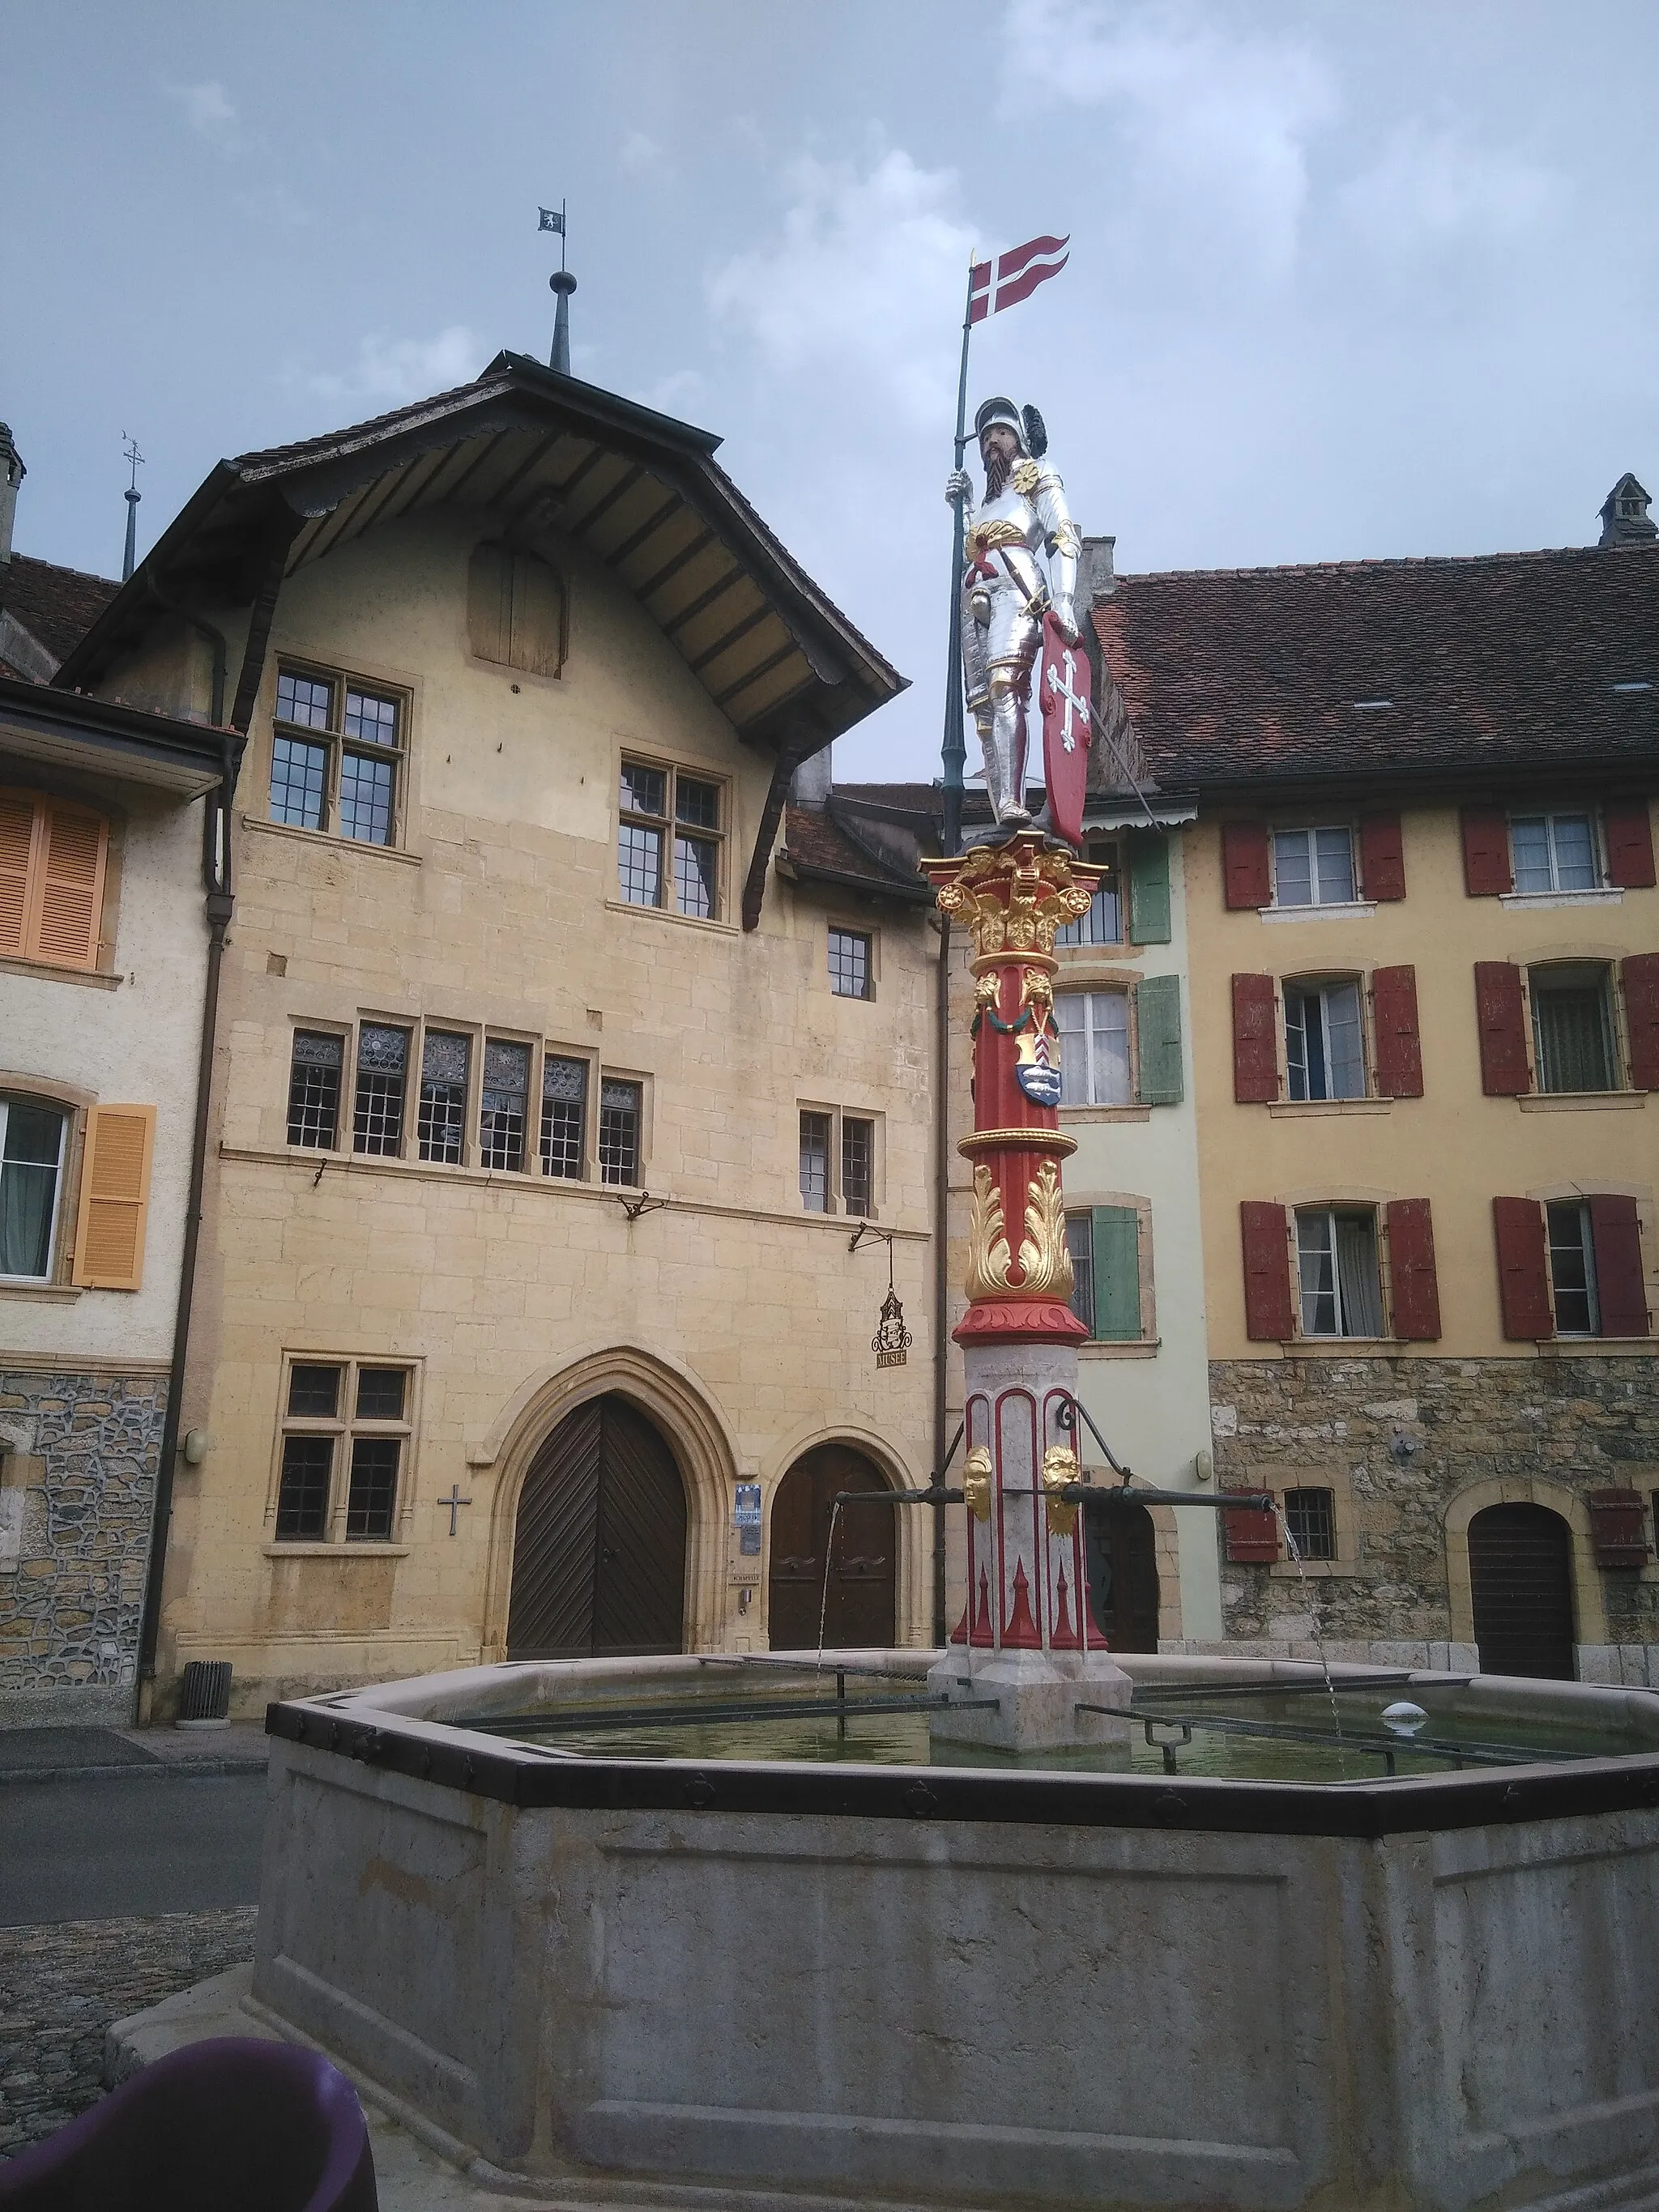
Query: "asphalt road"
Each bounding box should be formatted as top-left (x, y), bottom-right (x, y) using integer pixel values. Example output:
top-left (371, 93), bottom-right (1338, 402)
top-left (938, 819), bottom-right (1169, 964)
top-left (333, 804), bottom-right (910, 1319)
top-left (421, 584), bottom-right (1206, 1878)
top-left (0, 1773), bottom-right (269, 1925)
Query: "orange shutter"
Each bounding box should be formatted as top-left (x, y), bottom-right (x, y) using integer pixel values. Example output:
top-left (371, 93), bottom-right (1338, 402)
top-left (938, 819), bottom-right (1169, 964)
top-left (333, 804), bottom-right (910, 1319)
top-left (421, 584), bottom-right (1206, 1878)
top-left (72, 1106), bottom-right (156, 1290)
top-left (0, 791), bottom-right (37, 957)
top-left (35, 803), bottom-right (107, 970)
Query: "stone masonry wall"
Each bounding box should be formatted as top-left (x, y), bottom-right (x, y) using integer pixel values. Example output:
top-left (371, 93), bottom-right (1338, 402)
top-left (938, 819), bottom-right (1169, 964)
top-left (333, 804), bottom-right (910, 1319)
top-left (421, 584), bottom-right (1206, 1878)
top-left (0, 1368), bottom-right (165, 1724)
top-left (1204, 1354), bottom-right (1659, 1674)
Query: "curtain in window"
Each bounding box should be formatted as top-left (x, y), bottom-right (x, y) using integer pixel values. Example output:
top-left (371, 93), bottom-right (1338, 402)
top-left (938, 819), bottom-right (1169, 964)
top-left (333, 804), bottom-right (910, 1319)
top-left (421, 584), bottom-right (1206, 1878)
top-left (1534, 986), bottom-right (1611, 1093)
top-left (1334, 1215), bottom-right (1384, 1336)
top-left (1296, 1212), bottom-right (1337, 1333)
top-left (0, 1105), bottom-right (63, 1279)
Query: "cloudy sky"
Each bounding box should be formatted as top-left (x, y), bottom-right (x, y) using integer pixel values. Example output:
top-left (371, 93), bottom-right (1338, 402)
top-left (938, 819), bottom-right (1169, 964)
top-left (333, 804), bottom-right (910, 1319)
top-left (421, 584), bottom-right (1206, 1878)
top-left (5, 1), bottom-right (1656, 780)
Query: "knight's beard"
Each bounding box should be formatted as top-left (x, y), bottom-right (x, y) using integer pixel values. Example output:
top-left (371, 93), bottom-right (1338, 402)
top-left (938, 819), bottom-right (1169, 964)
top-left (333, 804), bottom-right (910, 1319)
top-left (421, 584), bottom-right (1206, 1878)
top-left (983, 446), bottom-right (1013, 501)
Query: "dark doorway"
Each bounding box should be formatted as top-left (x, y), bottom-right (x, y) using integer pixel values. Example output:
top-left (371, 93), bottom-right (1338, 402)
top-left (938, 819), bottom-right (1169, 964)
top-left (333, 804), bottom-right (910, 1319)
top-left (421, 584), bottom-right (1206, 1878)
top-left (768, 1444), bottom-right (897, 1650)
top-left (506, 1395), bottom-right (686, 1659)
top-left (1467, 1503), bottom-right (1576, 1679)
top-left (1082, 1501), bottom-right (1161, 1653)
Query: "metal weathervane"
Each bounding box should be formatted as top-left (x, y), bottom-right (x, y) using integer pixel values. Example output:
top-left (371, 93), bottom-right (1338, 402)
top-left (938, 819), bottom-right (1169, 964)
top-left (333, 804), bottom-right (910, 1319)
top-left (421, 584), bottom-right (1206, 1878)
top-left (539, 201), bottom-right (577, 374)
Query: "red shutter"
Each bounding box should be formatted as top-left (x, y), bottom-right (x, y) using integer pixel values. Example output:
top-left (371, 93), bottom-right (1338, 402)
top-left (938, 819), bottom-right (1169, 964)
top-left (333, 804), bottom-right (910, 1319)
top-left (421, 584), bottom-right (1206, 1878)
top-left (1587, 1490), bottom-right (1649, 1568)
top-left (1620, 954), bottom-right (1659, 1091)
top-left (1232, 974), bottom-right (1280, 1102)
top-left (1241, 1200), bottom-right (1294, 1340)
top-left (1474, 961), bottom-right (1531, 1095)
top-left (1360, 814), bottom-right (1406, 901)
top-left (1493, 1198), bottom-right (1553, 1340)
top-left (1223, 1497), bottom-right (1280, 1563)
top-left (1589, 1195), bottom-right (1650, 1337)
top-left (1461, 806), bottom-right (1512, 896)
top-left (1604, 798), bottom-right (1657, 890)
top-left (1371, 965), bottom-right (1424, 1097)
top-left (1222, 821), bottom-right (1271, 910)
top-left (1386, 1199), bottom-right (1442, 1340)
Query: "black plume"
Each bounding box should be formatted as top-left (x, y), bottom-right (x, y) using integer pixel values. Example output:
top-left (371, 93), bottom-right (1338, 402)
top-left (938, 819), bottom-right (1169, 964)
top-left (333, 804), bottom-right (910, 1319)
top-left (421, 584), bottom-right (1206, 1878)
top-left (1021, 405), bottom-right (1048, 459)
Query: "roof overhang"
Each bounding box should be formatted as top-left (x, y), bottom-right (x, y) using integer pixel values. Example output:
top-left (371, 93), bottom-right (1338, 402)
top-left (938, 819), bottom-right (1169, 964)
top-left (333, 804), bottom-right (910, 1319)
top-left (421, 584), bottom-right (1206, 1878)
top-left (55, 355), bottom-right (906, 749)
top-left (0, 676), bottom-right (232, 799)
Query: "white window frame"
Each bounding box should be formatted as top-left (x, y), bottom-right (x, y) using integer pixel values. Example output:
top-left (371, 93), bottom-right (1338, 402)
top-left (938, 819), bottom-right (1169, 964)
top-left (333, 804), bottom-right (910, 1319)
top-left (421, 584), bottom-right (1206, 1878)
top-left (1294, 1206), bottom-right (1384, 1339)
top-left (1283, 977), bottom-right (1367, 1102)
top-left (1528, 963), bottom-right (1619, 1096)
top-left (1509, 811), bottom-right (1602, 895)
top-left (1056, 988), bottom-right (1132, 1106)
top-left (1546, 1200), bottom-right (1601, 1337)
top-left (0, 1093), bottom-right (70, 1285)
top-left (1271, 825), bottom-right (1357, 910)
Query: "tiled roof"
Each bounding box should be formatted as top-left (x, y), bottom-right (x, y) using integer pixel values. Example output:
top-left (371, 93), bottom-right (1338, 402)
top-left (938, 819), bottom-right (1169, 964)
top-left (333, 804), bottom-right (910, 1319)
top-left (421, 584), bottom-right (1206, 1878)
top-left (779, 803), bottom-right (932, 901)
top-left (1092, 542), bottom-right (1659, 792)
top-left (0, 554), bottom-right (120, 665)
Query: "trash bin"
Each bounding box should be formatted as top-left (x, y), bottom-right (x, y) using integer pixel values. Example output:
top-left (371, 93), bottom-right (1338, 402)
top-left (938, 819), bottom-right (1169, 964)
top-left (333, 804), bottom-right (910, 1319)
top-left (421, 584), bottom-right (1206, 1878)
top-left (176, 1659), bottom-right (232, 1729)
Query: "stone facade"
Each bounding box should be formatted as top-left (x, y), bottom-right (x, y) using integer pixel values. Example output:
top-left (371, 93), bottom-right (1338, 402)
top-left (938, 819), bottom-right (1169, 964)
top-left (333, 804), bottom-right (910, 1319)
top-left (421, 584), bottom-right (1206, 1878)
top-left (1205, 1353), bottom-right (1659, 1676)
top-left (0, 1365), bottom-right (167, 1724)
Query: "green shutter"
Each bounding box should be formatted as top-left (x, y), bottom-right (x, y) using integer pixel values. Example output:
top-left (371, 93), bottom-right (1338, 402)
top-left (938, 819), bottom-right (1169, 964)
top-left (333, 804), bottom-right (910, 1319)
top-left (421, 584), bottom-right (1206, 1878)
top-left (1092, 1205), bottom-right (1141, 1341)
top-left (1128, 832), bottom-right (1171, 944)
top-left (1135, 974), bottom-right (1183, 1105)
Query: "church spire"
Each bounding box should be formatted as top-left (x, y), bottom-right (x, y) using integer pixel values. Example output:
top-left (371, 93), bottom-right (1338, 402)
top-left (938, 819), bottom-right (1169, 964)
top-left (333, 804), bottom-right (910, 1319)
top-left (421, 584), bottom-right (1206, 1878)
top-left (539, 200), bottom-right (577, 376)
top-left (122, 433), bottom-right (144, 582)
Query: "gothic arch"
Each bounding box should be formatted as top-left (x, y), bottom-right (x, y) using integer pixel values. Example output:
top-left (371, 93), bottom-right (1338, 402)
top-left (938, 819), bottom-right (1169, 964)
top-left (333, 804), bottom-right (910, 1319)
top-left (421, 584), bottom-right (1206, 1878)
top-left (1444, 1474), bottom-right (1607, 1655)
top-left (477, 1341), bottom-right (739, 1660)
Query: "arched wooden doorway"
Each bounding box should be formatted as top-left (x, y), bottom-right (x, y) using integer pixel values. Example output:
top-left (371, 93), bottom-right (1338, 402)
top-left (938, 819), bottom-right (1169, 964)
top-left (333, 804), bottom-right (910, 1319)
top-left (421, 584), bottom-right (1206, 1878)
top-left (768, 1444), bottom-right (897, 1650)
top-left (1082, 1501), bottom-right (1161, 1653)
top-left (1468, 1503), bottom-right (1576, 1679)
top-left (505, 1395), bottom-right (686, 1659)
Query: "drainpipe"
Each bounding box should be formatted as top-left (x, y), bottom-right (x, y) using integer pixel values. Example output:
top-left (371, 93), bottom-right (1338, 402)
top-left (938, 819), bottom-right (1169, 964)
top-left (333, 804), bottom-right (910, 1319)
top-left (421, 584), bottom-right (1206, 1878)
top-left (135, 735), bottom-right (237, 1719)
top-left (931, 910), bottom-right (951, 1646)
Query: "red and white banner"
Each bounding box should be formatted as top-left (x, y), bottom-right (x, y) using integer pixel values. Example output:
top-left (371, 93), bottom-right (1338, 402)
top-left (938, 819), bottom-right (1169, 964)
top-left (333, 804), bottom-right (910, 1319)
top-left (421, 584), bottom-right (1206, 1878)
top-left (1038, 610), bottom-right (1092, 850)
top-left (969, 233), bottom-right (1070, 324)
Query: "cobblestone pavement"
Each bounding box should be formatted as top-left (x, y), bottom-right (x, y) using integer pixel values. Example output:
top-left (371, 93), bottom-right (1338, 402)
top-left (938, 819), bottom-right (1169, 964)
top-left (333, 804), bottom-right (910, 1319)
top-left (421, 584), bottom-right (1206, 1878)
top-left (0, 1909), bottom-right (257, 2157)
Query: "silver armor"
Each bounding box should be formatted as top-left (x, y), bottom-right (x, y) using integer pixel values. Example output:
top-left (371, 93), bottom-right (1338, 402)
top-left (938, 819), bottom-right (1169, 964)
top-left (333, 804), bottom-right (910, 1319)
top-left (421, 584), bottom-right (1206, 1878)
top-left (949, 399), bottom-right (1083, 829)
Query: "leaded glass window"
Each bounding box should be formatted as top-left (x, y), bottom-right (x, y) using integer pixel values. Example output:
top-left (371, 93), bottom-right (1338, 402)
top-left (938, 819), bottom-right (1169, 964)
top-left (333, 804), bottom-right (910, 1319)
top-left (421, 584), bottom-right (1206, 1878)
top-left (540, 1055), bottom-right (586, 1178)
top-left (480, 1038), bottom-right (531, 1171)
top-left (352, 1025), bottom-right (409, 1155)
top-left (418, 1031), bottom-right (470, 1165)
top-left (287, 1031), bottom-right (343, 1149)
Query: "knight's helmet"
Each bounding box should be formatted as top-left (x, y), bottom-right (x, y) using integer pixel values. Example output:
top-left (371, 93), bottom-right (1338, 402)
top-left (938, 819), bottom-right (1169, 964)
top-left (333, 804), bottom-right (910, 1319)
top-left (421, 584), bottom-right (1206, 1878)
top-left (974, 398), bottom-right (1048, 459)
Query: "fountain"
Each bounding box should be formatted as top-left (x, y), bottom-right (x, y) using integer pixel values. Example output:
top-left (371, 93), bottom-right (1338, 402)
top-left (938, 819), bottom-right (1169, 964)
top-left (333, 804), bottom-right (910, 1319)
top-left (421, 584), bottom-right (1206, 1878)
top-left (207, 831), bottom-right (1659, 2212)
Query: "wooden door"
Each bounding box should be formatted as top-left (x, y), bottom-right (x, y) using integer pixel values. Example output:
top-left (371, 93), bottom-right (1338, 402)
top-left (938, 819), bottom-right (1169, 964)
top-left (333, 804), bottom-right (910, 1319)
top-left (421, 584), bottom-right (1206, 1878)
top-left (1082, 1501), bottom-right (1160, 1653)
top-left (768, 1445), bottom-right (896, 1651)
top-left (1468, 1503), bottom-right (1576, 1679)
top-left (506, 1395), bottom-right (686, 1659)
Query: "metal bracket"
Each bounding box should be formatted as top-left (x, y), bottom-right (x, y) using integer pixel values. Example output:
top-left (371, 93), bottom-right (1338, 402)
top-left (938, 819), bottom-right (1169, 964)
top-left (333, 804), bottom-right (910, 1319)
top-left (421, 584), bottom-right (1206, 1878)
top-left (616, 1191), bottom-right (668, 1222)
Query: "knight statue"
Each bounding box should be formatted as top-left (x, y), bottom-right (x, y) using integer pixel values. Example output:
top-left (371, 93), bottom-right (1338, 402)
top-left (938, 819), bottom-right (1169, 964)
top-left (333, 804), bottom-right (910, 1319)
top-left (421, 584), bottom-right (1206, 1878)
top-left (946, 397), bottom-right (1084, 833)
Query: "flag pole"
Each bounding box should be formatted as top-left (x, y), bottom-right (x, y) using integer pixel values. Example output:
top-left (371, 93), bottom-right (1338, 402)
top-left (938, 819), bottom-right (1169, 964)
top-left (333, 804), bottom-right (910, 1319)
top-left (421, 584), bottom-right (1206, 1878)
top-left (940, 254), bottom-right (976, 858)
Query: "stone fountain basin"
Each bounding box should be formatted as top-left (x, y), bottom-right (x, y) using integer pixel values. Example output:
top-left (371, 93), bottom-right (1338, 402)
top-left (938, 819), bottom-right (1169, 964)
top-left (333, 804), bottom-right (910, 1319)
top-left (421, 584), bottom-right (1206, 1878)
top-left (256, 1652), bottom-right (1659, 2212)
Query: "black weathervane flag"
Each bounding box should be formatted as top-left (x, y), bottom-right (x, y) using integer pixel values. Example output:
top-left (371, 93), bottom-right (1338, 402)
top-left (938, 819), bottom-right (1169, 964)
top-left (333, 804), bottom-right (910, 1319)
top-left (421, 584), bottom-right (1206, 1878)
top-left (537, 207), bottom-right (564, 235)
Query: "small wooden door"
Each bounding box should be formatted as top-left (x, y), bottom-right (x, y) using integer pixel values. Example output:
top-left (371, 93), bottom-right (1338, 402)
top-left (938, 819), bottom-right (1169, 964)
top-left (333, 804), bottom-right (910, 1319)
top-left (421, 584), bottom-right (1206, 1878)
top-left (506, 1395), bottom-right (686, 1659)
top-left (768, 1445), bottom-right (897, 1651)
top-left (1468, 1503), bottom-right (1576, 1679)
top-left (1082, 1501), bottom-right (1161, 1653)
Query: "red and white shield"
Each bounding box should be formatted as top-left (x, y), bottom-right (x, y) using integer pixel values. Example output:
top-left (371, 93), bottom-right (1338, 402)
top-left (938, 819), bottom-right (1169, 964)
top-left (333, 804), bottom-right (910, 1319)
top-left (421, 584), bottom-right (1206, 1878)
top-left (1038, 612), bottom-right (1091, 849)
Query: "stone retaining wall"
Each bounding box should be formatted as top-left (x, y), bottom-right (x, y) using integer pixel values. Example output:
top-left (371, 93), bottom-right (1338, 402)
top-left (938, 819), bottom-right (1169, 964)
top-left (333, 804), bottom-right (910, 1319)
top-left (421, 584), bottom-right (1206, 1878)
top-left (1208, 1353), bottom-right (1659, 1669)
top-left (0, 1368), bottom-right (166, 1726)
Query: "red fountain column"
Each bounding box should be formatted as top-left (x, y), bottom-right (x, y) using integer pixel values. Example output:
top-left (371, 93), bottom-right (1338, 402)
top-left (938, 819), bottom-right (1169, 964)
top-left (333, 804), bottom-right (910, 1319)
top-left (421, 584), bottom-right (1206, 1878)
top-left (923, 833), bottom-right (1132, 1752)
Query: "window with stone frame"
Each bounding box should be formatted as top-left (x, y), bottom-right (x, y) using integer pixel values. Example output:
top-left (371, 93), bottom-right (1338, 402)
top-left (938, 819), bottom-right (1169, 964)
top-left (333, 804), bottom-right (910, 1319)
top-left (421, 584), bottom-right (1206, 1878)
top-left (800, 1110), bottom-right (830, 1213)
top-left (1284, 978), bottom-right (1367, 1101)
top-left (273, 1357), bottom-right (414, 1543)
top-left (1056, 989), bottom-right (1132, 1106)
top-left (799, 1104), bottom-right (880, 1215)
top-left (0, 1095), bottom-right (69, 1281)
top-left (352, 1025), bottom-right (411, 1156)
top-left (269, 665), bottom-right (408, 849)
top-left (1282, 1486), bottom-right (1337, 1562)
top-left (617, 758), bottom-right (726, 920)
top-left (1294, 1207), bottom-right (1384, 1337)
top-left (598, 1078), bottom-right (643, 1186)
top-left (828, 927), bottom-right (872, 999)
top-left (1546, 1201), bottom-right (1601, 1336)
top-left (417, 1032), bottom-right (471, 1165)
top-left (287, 1030), bottom-right (344, 1149)
top-left (1510, 812), bottom-right (1601, 894)
top-left (480, 1038), bottom-right (532, 1172)
top-left (539, 1055), bottom-right (587, 1178)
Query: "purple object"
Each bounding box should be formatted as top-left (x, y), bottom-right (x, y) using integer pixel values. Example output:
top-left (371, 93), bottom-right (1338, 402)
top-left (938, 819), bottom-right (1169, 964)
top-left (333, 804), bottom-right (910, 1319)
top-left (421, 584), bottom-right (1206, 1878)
top-left (0, 2035), bottom-right (377, 2211)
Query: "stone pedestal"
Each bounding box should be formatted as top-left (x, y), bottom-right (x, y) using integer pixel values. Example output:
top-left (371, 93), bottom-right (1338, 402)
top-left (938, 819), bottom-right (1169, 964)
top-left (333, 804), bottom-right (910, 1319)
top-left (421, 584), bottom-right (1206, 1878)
top-left (923, 836), bottom-right (1133, 1755)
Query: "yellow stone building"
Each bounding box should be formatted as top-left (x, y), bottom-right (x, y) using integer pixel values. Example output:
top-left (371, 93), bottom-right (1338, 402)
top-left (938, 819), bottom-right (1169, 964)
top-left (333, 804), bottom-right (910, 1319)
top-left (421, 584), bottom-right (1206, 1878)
top-left (1093, 527), bottom-right (1659, 1681)
top-left (55, 358), bottom-right (947, 1715)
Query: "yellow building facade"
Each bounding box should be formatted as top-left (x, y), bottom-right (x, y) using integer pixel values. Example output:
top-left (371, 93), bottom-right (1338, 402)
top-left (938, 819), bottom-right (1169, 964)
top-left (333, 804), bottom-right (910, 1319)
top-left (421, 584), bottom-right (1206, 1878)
top-left (58, 359), bottom-right (942, 1715)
